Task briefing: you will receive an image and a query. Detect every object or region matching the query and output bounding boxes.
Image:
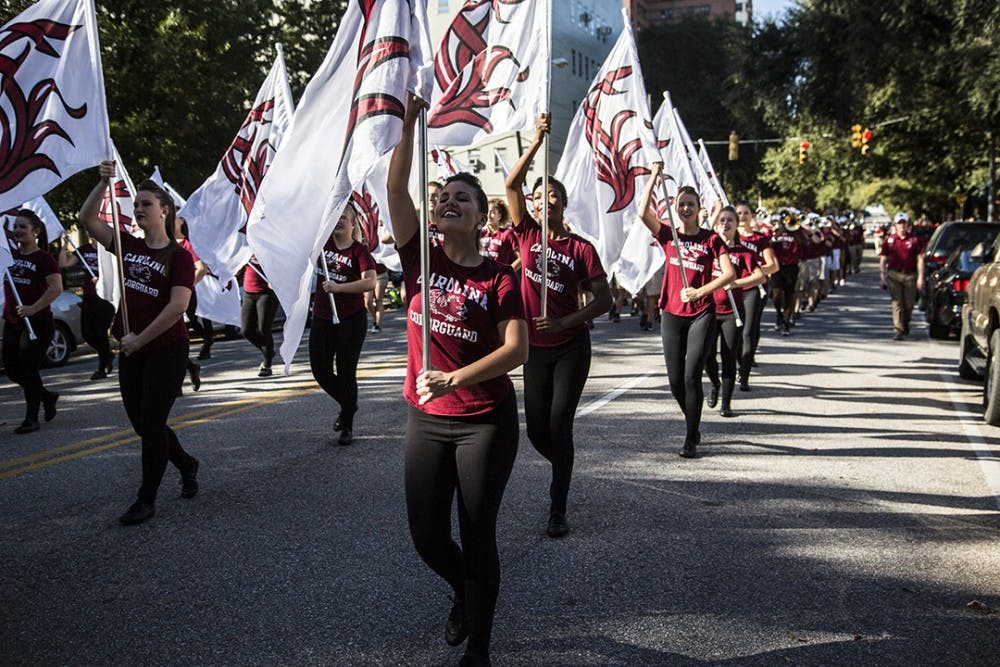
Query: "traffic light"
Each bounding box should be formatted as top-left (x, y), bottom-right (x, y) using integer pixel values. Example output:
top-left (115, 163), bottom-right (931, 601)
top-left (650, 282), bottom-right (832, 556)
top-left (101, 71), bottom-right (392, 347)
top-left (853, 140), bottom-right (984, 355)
top-left (861, 128), bottom-right (872, 155)
top-left (728, 131), bottom-right (739, 161)
top-left (851, 124), bottom-right (863, 149)
top-left (799, 141), bottom-right (810, 164)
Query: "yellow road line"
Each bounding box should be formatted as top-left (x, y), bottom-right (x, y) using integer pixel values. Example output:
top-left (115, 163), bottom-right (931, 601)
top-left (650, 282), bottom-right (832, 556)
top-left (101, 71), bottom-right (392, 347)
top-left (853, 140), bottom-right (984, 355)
top-left (0, 358), bottom-right (405, 480)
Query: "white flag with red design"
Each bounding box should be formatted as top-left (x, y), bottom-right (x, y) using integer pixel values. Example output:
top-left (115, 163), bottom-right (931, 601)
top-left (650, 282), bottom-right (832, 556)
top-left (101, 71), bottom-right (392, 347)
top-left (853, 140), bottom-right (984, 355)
top-left (181, 47), bottom-right (295, 283)
top-left (428, 0), bottom-right (550, 147)
top-left (149, 166), bottom-right (188, 209)
top-left (2, 196), bottom-right (63, 244)
top-left (554, 11), bottom-right (660, 281)
top-left (651, 92), bottom-right (697, 199)
top-left (0, 0), bottom-right (111, 213)
top-left (697, 140), bottom-right (729, 207)
top-left (247, 0), bottom-right (432, 372)
top-left (430, 147), bottom-right (469, 180)
top-left (670, 104), bottom-right (722, 212)
top-left (94, 143), bottom-right (138, 306)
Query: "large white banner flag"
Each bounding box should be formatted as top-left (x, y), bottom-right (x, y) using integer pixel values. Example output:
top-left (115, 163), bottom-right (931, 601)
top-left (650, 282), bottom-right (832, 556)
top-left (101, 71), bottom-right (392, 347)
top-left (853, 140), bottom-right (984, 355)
top-left (672, 105), bottom-right (721, 213)
top-left (351, 183), bottom-right (400, 272)
top-left (182, 47), bottom-right (295, 283)
top-left (554, 10), bottom-right (660, 278)
top-left (651, 92), bottom-right (697, 199)
top-left (0, 0), bottom-right (111, 213)
top-left (149, 165), bottom-right (188, 208)
top-left (427, 0), bottom-right (550, 147)
top-left (248, 0), bottom-right (433, 371)
top-left (697, 139), bottom-right (729, 207)
top-left (2, 196), bottom-right (63, 244)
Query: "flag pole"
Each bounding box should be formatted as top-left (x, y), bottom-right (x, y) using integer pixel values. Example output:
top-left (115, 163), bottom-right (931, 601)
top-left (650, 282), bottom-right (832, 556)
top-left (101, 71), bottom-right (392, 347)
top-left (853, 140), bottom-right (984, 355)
top-left (3, 268), bottom-right (37, 340)
top-left (728, 288), bottom-right (743, 328)
top-left (541, 133), bottom-right (550, 317)
top-left (319, 252), bottom-right (341, 325)
top-left (418, 106), bottom-right (432, 373)
top-left (62, 235), bottom-right (97, 280)
top-left (107, 178), bottom-right (130, 334)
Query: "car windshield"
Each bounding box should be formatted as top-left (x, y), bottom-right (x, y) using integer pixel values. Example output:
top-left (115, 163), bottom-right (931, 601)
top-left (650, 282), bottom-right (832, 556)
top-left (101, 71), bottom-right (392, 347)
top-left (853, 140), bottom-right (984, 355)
top-left (932, 224), bottom-right (1000, 256)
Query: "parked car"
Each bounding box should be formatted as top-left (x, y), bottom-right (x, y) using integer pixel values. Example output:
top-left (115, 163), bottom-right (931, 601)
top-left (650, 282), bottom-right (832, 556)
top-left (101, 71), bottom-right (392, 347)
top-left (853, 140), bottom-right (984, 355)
top-left (957, 234), bottom-right (1000, 424)
top-left (921, 221), bottom-right (1000, 309)
top-left (0, 290), bottom-right (83, 368)
top-left (926, 246), bottom-right (986, 339)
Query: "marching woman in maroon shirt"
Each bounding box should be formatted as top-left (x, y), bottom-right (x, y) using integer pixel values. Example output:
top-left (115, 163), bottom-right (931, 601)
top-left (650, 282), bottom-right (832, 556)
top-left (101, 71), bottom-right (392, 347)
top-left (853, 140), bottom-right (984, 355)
top-left (505, 113), bottom-right (612, 538)
top-left (309, 204), bottom-right (377, 445)
top-left (241, 254), bottom-right (279, 375)
top-left (735, 203), bottom-right (777, 390)
top-left (388, 95), bottom-right (527, 667)
top-left (58, 235), bottom-right (116, 380)
top-left (79, 161), bottom-right (200, 526)
top-left (3, 211), bottom-right (62, 434)
top-left (639, 163), bottom-right (735, 458)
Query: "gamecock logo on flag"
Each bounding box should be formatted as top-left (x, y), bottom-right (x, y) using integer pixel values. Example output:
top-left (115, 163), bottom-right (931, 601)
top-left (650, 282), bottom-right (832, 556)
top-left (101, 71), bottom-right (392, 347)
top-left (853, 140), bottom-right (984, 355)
top-left (351, 186), bottom-right (381, 253)
top-left (221, 98), bottom-right (279, 220)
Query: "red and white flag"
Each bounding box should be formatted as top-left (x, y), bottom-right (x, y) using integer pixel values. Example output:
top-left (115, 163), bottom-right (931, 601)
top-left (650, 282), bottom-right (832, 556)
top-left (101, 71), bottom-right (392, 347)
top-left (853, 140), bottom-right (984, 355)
top-left (181, 47), bottom-right (295, 283)
top-left (554, 11), bottom-right (659, 282)
top-left (351, 183), bottom-right (400, 272)
top-left (430, 147), bottom-right (469, 180)
top-left (697, 139), bottom-right (729, 207)
top-left (148, 165), bottom-right (188, 208)
top-left (94, 142), bottom-right (136, 305)
top-left (669, 103), bottom-right (722, 213)
top-left (428, 0), bottom-right (550, 147)
top-left (247, 0), bottom-right (433, 371)
top-left (651, 92), bottom-right (697, 200)
top-left (0, 0), bottom-right (111, 213)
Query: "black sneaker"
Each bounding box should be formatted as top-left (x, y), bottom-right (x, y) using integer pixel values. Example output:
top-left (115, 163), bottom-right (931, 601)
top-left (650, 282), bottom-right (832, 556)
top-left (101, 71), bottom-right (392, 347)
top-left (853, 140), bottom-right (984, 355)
top-left (257, 364), bottom-right (272, 377)
top-left (189, 363), bottom-right (202, 391)
top-left (197, 346), bottom-right (211, 360)
top-left (90, 369), bottom-right (108, 380)
top-left (42, 392), bottom-right (58, 422)
top-left (371, 324), bottom-right (381, 333)
top-left (14, 419), bottom-right (39, 434)
top-left (781, 326), bottom-right (791, 337)
top-left (679, 439), bottom-right (698, 459)
top-left (445, 597), bottom-right (468, 646)
top-left (707, 384), bottom-right (719, 408)
top-left (739, 380), bottom-right (750, 392)
top-left (546, 511), bottom-right (569, 538)
top-left (181, 458), bottom-right (199, 499)
top-left (118, 501), bottom-right (155, 525)
top-left (458, 652), bottom-right (491, 667)
top-left (337, 428), bottom-right (353, 446)
top-left (333, 413), bottom-right (343, 432)
top-left (893, 332), bottom-right (904, 341)
top-left (720, 406), bottom-right (735, 418)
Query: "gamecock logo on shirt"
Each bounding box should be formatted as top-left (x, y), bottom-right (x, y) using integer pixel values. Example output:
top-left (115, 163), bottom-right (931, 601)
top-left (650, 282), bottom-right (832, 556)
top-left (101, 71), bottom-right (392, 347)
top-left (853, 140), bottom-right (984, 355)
top-left (430, 288), bottom-right (470, 324)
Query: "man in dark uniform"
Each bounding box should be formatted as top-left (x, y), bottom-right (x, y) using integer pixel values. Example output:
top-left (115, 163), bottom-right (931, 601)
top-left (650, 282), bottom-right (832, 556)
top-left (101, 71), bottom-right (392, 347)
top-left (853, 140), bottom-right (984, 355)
top-left (879, 212), bottom-right (926, 340)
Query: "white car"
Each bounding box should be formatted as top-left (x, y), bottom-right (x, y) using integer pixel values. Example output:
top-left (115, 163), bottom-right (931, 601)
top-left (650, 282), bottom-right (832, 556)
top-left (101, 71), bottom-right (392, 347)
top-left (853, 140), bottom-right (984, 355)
top-left (0, 290), bottom-right (83, 367)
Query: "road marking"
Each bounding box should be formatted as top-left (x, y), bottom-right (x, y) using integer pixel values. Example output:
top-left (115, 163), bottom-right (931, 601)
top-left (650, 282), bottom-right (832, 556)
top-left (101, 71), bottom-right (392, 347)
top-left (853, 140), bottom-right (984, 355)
top-left (0, 358), bottom-right (406, 480)
top-left (935, 350), bottom-right (1000, 510)
top-left (578, 370), bottom-right (658, 417)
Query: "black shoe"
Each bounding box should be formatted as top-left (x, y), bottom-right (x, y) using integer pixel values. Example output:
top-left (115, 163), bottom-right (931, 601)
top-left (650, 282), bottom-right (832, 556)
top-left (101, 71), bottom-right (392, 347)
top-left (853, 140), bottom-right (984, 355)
top-left (781, 326), bottom-right (791, 337)
top-left (445, 597), bottom-right (468, 647)
top-left (893, 332), bottom-right (904, 341)
top-left (337, 428), bottom-right (353, 446)
top-left (14, 419), bottom-right (39, 434)
top-left (371, 324), bottom-right (381, 333)
top-left (118, 501), bottom-right (155, 525)
top-left (42, 392), bottom-right (58, 422)
top-left (547, 511), bottom-right (569, 538)
top-left (706, 384), bottom-right (719, 408)
top-left (639, 314), bottom-right (649, 330)
top-left (607, 309), bottom-right (617, 321)
top-left (196, 347), bottom-right (211, 361)
top-left (181, 458), bottom-right (199, 499)
top-left (90, 369), bottom-right (108, 380)
top-left (458, 652), bottom-right (491, 667)
top-left (680, 439), bottom-right (698, 459)
top-left (189, 363), bottom-right (202, 391)
top-left (739, 380), bottom-right (750, 392)
top-left (613, 313), bottom-right (621, 323)
top-left (257, 364), bottom-right (272, 377)
top-left (720, 406), bottom-right (735, 418)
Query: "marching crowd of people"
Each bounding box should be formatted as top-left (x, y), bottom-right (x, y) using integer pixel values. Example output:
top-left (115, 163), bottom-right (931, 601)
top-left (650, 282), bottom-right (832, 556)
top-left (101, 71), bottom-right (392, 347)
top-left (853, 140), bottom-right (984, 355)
top-left (4, 107), bottom-right (879, 666)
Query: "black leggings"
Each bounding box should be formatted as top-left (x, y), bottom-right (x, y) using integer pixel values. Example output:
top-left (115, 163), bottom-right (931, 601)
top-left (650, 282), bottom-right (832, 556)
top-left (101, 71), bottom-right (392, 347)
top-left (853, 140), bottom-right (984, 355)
top-left (523, 332), bottom-right (591, 514)
top-left (185, 291), bottom-right (213, 350)
top-left (740, 286), bottom-right (766, 379)
top-left (308, 310), bottom-right (367, 427)
top-left (660, 309), bottom-right (716, 441)
top-left (705, 312), bottom-right (743, 409)
top-left (404, 393), bottom-right (518, 659)
top-left (81, 294), bottom-right (115, 371)
top-left (241, 290), bottom-right (279, 366)
top-left (118, 340), bottom-right (194, 504)
top-left (2, 315), bottom-right (54, 422)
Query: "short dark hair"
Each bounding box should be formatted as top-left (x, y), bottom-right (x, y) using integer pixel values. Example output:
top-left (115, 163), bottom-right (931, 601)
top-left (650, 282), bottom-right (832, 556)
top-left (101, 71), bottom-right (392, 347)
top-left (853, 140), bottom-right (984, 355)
top-left (444, 172), bottom-right (489, 214)
top-left (136, 179), bottom-right (177, 242)
top-left (531, 175), bottom-right (568, 207)
top-left (16, 208), bottom-right (49, 248)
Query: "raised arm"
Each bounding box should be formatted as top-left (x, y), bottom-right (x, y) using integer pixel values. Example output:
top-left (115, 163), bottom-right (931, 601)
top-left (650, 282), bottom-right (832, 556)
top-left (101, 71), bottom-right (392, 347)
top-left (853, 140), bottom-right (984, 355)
top-left (505, 113), bottom-right (549, 228)
top-left (386, 94), bottom-right (425, 249)
top-left (638, 162), bottom-right (664, 235)
top-left (77, 161), bottom-right (116, 249)
top-left (57, 235), bottom-right (77, 269)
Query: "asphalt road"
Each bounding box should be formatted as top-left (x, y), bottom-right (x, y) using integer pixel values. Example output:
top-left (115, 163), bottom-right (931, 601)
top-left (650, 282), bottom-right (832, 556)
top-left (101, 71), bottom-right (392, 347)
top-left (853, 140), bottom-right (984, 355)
top-left (2, 259), bottom-right (999, 666)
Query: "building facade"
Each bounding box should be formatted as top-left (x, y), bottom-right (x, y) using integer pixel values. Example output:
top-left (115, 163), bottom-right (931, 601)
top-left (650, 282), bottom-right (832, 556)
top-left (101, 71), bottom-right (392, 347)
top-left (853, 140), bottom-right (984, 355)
top-left (624, 0), bottom-right (751, 28)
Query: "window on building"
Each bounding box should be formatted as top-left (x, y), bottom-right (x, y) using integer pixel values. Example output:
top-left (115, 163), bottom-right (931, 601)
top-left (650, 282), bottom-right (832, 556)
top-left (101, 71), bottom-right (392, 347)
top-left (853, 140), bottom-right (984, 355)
top-left (700, 5), bottom-right (711, 15)
top-left (571, 49), bottom-right (576, 76)
top-left (469, 149), bottom-right (481, 174)
top-left (437, 0), bottom-right (450, 15)
top-left (735, 2), bottom-right (744, 10)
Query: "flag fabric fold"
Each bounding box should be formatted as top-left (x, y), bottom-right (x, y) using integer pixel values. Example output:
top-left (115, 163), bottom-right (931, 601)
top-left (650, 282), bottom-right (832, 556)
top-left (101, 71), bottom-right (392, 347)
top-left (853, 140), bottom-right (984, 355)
top-left (95, 143), bottom-right (137, 306)
top-left (671, 105), bottom-right (722, 212)
top-left (0, 0), bottom-right (111, 213)
top-left (697, 140), bottom-right (730, 207)
top-left (247, 0), bottom-right (433, 372)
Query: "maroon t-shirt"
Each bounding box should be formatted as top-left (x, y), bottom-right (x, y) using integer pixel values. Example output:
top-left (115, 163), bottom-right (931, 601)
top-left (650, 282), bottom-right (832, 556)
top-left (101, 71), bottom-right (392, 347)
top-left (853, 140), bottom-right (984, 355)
top-left (712, 243), bottom-right (757, 315)
top-left (243, 255), bottom-right (269, 293)
top-left (771, 230), bottom-right (801, 266)
top-left (655, 225), bottom-right (728, 317)
top-left (479, 227), bottom-right (517, 266)
top-left (179, 238), bottom-right (200, 264)
top-left (398, 238), bottom-right (524, 417)
top-left (75, 243), bottom-right (101, 297)
top-left (313, 239), bottom-right (377, 321)
top-left (109, 233), bottom-right (194, 350)
top-left (510, 216), bottom-right (606, 347)
top-left (880, 233), bottom-right (925, 272)
top-left (428, 222), bottom-right (444, 248)
top-left (738, 232), bottom-right (770, 291)
top-left (801, 234), bottom-right (827, 260)
top-left (3, 248), bottom-right (60, 324)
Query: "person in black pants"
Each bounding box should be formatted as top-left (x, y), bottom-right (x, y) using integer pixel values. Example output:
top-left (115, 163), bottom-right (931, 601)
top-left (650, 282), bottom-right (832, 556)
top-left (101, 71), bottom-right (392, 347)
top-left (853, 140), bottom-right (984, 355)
top-left (639, 164), bottom-right (734, 458)
top-left (388, 95), bottom-right (528, 667)
top-left (735, 203), bottom-right (777, 390)
top-left (79, 162), bottom-right (200, 525)
top-left (505, 113), bottom-right (612, 538)
top-left (241, 255), bottom-right (279, 376)
top-left (58, 236), bottom-right (116, 380)
top-left (3, 211), bottom-right (62, 434)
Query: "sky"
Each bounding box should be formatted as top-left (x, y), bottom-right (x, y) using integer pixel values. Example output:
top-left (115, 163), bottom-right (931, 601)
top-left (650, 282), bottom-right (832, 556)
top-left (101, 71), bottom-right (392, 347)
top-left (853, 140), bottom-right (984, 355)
top-left (754, 0), bottom-right (797, 21)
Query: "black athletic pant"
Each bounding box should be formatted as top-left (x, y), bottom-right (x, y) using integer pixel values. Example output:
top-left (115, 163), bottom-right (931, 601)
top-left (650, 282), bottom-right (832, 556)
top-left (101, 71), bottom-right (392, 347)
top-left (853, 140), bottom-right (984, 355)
top-left (185, 291), bottom-right (213, 351)
top-left (241, 289), bottom-right (279, 367)
top-left (661, 309), bottom-right (716, 441)
top-left (705, 312), bottom-right (743, 409)
top-left (118, 340), bottom-right (194, 504)
top-left (739, 286), bottom-right (765, 382)
top-left (80, 293), bottom-right (115, 371)
top-left (404, 393), bottom-right (518, 659)
top-left (523, 331), bottom-right (591, 514)
top-left (308, 310), bottom-right (367, 428)
top-left (2, 315), bottom-right (54, 422)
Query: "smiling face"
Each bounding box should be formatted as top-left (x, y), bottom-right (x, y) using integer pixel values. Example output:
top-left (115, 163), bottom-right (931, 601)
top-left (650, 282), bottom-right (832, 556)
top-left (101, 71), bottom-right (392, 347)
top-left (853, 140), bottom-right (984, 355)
top-left (675, 191), bottom-right (701, 226)
top-left (435, 180), bottom-right (486, 235)
top-left (531, 184), bottom-right (565, 225)
top-left (736, 204), bottom-right (754, 229)
top-left (11, 216), bottom-right (39, 245)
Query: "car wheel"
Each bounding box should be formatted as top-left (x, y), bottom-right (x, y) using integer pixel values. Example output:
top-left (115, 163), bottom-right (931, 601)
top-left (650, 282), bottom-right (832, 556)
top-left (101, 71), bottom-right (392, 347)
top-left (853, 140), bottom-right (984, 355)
top-left (959, 321), bottom-right (982, 381)
top-left (45, 322), bottom-right (72, 367)
top-left (984, 329), bottom-right (1000, 425)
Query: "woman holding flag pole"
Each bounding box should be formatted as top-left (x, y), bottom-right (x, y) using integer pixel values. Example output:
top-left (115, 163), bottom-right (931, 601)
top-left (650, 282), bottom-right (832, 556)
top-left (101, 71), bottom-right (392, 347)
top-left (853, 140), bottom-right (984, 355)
top-left (388, 94), bottom-right (527, 667)
top-left (3, 210), bottom-right (62, 434)
top-left (506, 113), bottom-right (613, 538)
top-left (58, 233), bottom-right (116, 380)
top-left (308, 204), bottom-right (376, 446)
top-left (639, 163), bottom-right (735, 458)
top-left (79, 161), bottom-right (200, 526)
